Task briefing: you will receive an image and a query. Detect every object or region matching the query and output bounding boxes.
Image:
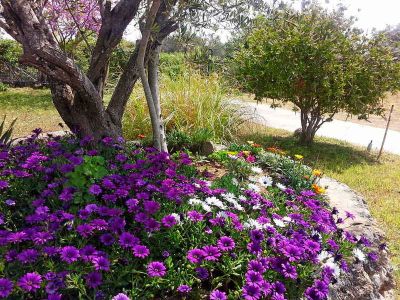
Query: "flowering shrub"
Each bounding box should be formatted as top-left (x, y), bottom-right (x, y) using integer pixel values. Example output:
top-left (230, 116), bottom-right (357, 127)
top-left (0, 131), bottom-right (375, 299)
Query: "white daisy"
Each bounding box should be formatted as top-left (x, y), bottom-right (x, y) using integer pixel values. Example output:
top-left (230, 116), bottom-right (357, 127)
top-left (273, 218), bottom-right (286, 228)
top-left (188, 198), bottom-right (203, 206)
top-left (248, 183), bottom-right (261, 192)
top-left (258, 175), bottom-right (273, 187)
top-left (317, 251), bottom-right (332, 262)
top-left (276, 183), bottom-right (287, 191)
top-left (232, 178), bottom-right (239, 185)
top-left (353, 248), bottom-right (366, 262)
top-left (201, 203), bottom-right (212, 212)
top-left (324, 258), bottom-right (341, 277)
top-left (251, 166), bottom-right (263, 174)
top-left (171, 213), bottom-right (181, 223)
top-left (205, 197), bottom-right (226, 209)
top-left (216, 211), bottom-right (229, 219)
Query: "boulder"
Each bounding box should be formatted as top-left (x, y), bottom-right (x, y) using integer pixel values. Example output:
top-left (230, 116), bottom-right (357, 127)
top-left (320, 177), bottom-right (396, 300)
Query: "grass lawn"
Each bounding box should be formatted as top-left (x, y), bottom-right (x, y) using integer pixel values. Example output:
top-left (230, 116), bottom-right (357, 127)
top-left (238, 124), bottom-right (400, 295)
top-left (0, 87), bottom-right (62, 137)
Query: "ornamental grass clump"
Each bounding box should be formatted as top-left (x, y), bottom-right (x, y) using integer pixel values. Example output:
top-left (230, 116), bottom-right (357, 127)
top-left (0, 130), bottom-right (375, 299)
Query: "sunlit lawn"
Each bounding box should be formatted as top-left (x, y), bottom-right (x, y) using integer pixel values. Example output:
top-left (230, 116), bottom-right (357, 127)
top-left (238, 124), bottom-right (400, 296)
top-left (0, 87), bottom-right (61, 137)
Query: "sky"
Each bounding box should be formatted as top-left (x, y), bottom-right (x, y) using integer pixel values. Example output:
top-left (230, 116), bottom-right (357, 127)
top-left (319, 0), bottom-right (400, 32)
top-left (124, 0), bottom-right (400, 42)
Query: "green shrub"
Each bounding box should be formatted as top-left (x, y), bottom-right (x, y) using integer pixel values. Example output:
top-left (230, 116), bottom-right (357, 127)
top-left (123, 71), bottom-right (247, 144)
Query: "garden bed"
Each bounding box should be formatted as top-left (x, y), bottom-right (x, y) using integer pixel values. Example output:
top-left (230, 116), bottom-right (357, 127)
top-left (0, 132), bottom-right (381, 299)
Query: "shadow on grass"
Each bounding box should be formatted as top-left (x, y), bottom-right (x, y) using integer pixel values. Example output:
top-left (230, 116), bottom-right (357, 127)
top-left (238, 126), bottom-right (379, 174)
top-left (0, 88), bottom-right (53, 110)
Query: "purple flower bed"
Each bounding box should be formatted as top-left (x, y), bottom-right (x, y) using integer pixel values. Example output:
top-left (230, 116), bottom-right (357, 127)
top-left (0, 131), bottom-right (374, 299)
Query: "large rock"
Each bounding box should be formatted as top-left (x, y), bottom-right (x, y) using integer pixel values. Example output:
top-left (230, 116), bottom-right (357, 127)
top-left (320, 177), bottom-right (396, 300)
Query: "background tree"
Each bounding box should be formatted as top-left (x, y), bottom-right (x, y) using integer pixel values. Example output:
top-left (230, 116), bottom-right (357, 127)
top-left (0, 0), bottom-right (272, 151)
top-left (232, 4), bottom-right (400, 144)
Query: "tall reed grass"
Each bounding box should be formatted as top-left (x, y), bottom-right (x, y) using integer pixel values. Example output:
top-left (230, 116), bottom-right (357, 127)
top-left (123, 70), bottom-right (249, 143)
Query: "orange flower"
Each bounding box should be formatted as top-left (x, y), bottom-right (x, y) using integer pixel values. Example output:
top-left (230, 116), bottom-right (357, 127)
top-left (312, 183), bottom-right (326, 194)
top-left (137, 134), bottom-right (146, 139)
top-left (252, 143), bottom-right (262, 148)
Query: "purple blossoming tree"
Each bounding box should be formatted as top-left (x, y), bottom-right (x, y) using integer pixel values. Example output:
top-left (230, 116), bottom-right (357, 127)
top-left (0, 0), bottom-right (269, 151)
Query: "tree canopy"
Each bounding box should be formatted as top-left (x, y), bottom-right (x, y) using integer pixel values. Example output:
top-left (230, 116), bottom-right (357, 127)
top-left (232, 4), bottom-right (400, 143)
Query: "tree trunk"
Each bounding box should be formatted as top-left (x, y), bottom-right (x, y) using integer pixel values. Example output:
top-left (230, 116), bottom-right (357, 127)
top-left (299, 110), bottom-right (322, 145)
top-left (49, 80), bottom-right (122, 139)
top-left (148, 46), bottom-right (168, 152)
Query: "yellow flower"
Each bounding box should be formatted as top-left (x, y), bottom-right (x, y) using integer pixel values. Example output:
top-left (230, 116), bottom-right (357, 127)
top-left (227, 151), bottom-right (238, 156)
top-left (294, 154), bottom-right (304, 160)
top-left (242, 151), bottom-right (251, 157)
top-left (247, 141), bottom-right (254, 145)
top-left (312, 169), bottom-right (322, 177)
top-left (312, 184), bottom-right (326, 194)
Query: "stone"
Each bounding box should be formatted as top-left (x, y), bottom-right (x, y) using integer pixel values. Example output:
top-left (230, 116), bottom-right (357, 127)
top-left (199, 141), bottom-right (227, 156)
top-left (320, 177), bottom-right (396, 300)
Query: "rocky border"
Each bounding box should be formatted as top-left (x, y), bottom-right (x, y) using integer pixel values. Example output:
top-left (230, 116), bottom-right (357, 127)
top-left (320, 177), bottom-right (396, 300)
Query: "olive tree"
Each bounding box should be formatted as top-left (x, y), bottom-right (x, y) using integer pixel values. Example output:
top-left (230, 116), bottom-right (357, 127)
top-left (0, 0), bottom-right (273, 151)
top-left (233, 5), bottom-right (400, 144)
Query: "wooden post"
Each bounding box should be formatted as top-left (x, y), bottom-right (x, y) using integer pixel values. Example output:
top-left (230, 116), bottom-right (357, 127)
top-left (377, 105), bottom-right (394, 161)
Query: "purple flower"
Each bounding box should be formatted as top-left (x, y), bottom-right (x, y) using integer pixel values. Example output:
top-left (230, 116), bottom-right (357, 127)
top-left (245, 271), bottom-right (264, 286)
top-left (187, 210), bottom-right (204, 222)
top-left (60, 246), bottom-right (80, 264)
top-left (18, 272), bottom-right (42, 292)
top-left (161, 215), bottom-right (177, 228)
top-left (281, 263), bottom-right (298, 279)
top-left (217, 236), bottom-right (235, 251)
top-left (242, 284), bottom-right (261, 300)
top-left (202, 245), bottom-right (221, 261)
top-left (250, 230), bottom-right (264, 242)
top-left (248, 260), bottom-right (265, 274)
top-left (304, 279), bottom-right (329, 300)
top-left (92, 256), bottom-right (110, 271)
top-left (210, 290), bottom-right (227, 300)
top-left (119, 232), bottom-right (139, 249)
top-left (177, 285), bottom-right (192, 293)
top-left (100, 233), bottom-right (115, 246)
top-left (367, 252), bottom-right (379, 262)
top-left (147, 261), bottom-right (167, 277)
top-left (17, 249), bottom-right (39, 264)
top-left (143, 200), bottom-right (160, 214)
top-left (112, 293), bottom-right (131, 300)
top-left (85, 271), bottom-right (102, 289)
top-left (132, 245), bottom-right (150, 258)
top-left (5, 199), bottom-right (15, 206)
top-left (247, 242), bottom-right (262, 255)
top-left (0, 180), bottom-right (9, 190)
top-left (89, 184), bottom-right (102, 195)
top-left (0, 278), bottom-right (13, 298)
top-left (195, 267), bottom-right (209, 280)
top-left (187, 248), bottom-right (206, 264)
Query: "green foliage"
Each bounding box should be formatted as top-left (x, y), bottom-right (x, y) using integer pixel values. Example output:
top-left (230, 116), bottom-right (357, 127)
top-left (0, 115), bottom-right (16, 148)
top-left (0, 39), bottom-right (22, 67)
top-left (67, 155), bottom-right (108, 189)
top-left (233, 5), bottom-right (400, 143)
top-left (123, 71), bottom-right (246, 143)
top-left (0, 82), bottom-right (8, 92)
top-left (159, 52), bottom-right (187, 79)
